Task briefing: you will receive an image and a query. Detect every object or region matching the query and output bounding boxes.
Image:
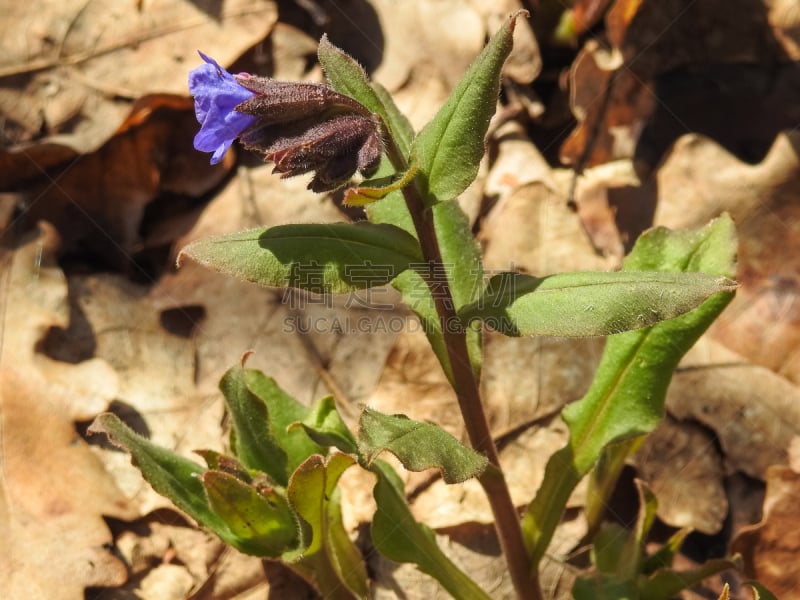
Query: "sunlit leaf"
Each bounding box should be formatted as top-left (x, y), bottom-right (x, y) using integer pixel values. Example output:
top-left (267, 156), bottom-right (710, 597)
top-left (358, 408), bottom-right (487, 484)
top-left (87, 414), bottom-right (225, 534)
top-left (220, 366), bottom-right (323, 486)
top-left (285, 453), bottom-right (368, 599)
top-left (411, 10), bottom-right (527, 205)
top-left (202, 470), bottom-right (297, 557)
top-left (318, 34), bottom-right (412, 156)
top-left (522, 214), bottom-right (737, 565)
top-left (179, 222), bottom-right (422, 294)
top-left (370, 461), bottom-right (491, 600)
top-left (293, 395), bottom-right (359, 456)
top-left (461, 270), bottom-right (736, 337)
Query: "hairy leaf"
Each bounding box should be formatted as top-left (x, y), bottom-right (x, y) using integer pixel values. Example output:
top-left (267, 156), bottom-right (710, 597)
top-left (294, 395), bottom-right (359, 456)
top-left (411, 11), bottom-right (527, 205)
top-left (522, 215), bottom-right (737, 564)
top-left (195, 449), bottom-right (252, 482)
top-left (318, 35), bottom-right (413, 159)
top-left (358, 408), bottom-right (487, 484)
top-left (178, 222), bottom-right (422, 294)
top-left (87, 414), bottom-right (225, 534)
top-left (285, 453), bottom-right (367, 599)
top-left (367, 197), bottom-right (484, 383)
top-left (372, 81), bottom-right (415, 156)
top-left (370, 461), bottom-right (491, 600)
top-left (461, 270), bottom-right (737, 337)
top-left (201, 470), bottom-right (297, 556)
top-left (220, 366), bottom-right (323, 486)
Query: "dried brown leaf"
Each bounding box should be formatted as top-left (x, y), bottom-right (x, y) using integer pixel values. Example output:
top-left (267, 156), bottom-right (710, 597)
top-left (2, 96), bottom-right (228, 262)
top-left (563, 0), bottom-right (791, 172)
top-left (653, 132), bottom-right (800, 384)
top-left (0, 0), bottom-right (277, 148)
top-left (0, 227), bottom-right (140, 600)
top-left (732, 465), bottom-right (800, 599)
top-left (633, 417), bottom-right (728, 534)
top-left (667, 338), bottom-right (800, 479)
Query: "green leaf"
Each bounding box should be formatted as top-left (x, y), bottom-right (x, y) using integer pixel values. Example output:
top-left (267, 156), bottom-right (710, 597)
top-left (582, 479), bottom-right (660, 594)
top-left (572, 522), bottom-right (640, 599)
top-left (411, 10), bottom-right (527, 205)
top-left (640, 527), bottom-right (690, 575)
top-left (573, 576), bottom-right (638, 600)
top-left (220, 366), bottom-right (324, 486)
top-left (593, 480), bottom-right (657, 581)
top-left (202, 470), bottom-right (298, 557)
top-left (370, 461), bottom-right (491, 600)
top-left (460, 270), bottom-right (737, 337)
top-left (591, 523), bottom-right (633, 576)
top-left (286, 453), bottom-right (368, 600)
top-left (576, 520), bottom-right (734, 600)
top-left (522, 214), bottom-right (737, 565)
top-left (431, 201), bottom-right (484, 312)
top-left (318, 35), bottom-right (383, 112)
top-left (363, 192), bottom-right (463, 377)
top-left (621, 480), bottom-right (659, 577)
top-left (358, 408), bottom-right (487, 484)
top-left (87, 414), bottom-right (225, 534)
top-left (293, 395), bottom-right (359, 456)
top-left (637, 558), bottom-right (739, 600)
top-left (178, 222), bottom-right (422, 294)
top-left (318, 35), bottom-right (414, 159)
top-left (584, 436), bottom-right (644, 535)
top-left (432, 201), bottom-right (484, 376)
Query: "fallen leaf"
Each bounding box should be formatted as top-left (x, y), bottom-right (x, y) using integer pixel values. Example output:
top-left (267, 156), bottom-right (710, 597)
top-left (0, 365), bottom-right (136, 599)
top-left (369, 0), bottom-right (537, 130)
top-left (0, 0), bottom-right (277, 149)
top-left (572, 159), bottom-right (644, 258)
top-left (732, 465), bottom-right (800, 599)
top-left (0, 224), bottom-right (140, 599)
top-left (633, 416), bottom-right (728, 534)
top-left (769, 0), bottom-right (800, 59)
top-left (667, 338), bottom-right (800, 479)
top-left (1, 95), bottom-right (229, 263)
top-left (562, 0), bottom-right (792, 172)
top-left (560, 41), bottom-right (654, 169)
top-left (139, 563), bottom-right (194, 600)
top-left (652, 132), bottom-right (800, 384)
top-left (153, 164), bottom-right (402, 408)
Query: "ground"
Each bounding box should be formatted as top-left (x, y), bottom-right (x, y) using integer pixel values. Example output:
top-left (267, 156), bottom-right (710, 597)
top-left (1, 1), bottom-right (799, 599)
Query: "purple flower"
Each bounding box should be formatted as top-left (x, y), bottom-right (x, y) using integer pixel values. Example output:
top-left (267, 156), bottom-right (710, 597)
top-left (189, 52), bottom-right (257, 164)
top-left (188, 51), bottom-right (384, 191)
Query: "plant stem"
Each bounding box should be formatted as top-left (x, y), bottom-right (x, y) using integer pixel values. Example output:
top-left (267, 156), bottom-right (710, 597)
top-left (399, 183), bottom-right (542, 600)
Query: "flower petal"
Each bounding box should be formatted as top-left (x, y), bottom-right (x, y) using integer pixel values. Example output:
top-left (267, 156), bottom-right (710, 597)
top-left (188, 52), bottom-right (257, 164)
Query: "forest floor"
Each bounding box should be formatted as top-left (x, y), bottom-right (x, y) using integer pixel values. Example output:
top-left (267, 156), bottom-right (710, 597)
top-left (1, 1), bottom-right (799, 599)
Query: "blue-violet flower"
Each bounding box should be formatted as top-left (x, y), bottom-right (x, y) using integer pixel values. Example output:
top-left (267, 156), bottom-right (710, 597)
top-left (189, 51), bottom-right (384, 191)
top-left (188, 51), bottom-right (257, 164)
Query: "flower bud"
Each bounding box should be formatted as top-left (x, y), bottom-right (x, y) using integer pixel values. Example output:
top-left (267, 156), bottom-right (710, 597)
top-left (241, 113), bottom-right (383, 192)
